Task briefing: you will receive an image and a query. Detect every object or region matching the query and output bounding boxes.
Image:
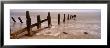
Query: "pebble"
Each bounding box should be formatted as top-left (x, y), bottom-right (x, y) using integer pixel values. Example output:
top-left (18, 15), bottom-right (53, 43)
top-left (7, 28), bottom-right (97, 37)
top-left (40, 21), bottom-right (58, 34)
top-left (84, 32), bottom-right (88, 34)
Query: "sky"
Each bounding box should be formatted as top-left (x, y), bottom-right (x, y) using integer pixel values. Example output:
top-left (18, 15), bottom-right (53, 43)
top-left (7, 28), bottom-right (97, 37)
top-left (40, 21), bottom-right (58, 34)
top-left (10, 9), bottom-right (101, 16)
top-left (10, 9), bottom-right (101, 12)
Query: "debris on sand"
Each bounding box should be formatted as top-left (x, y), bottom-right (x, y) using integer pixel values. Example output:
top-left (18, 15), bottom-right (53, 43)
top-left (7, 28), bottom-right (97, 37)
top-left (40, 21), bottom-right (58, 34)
top-left (84, 32), bottom-right (88, 34)
top-left (63, 32), bottom-right (68, 34)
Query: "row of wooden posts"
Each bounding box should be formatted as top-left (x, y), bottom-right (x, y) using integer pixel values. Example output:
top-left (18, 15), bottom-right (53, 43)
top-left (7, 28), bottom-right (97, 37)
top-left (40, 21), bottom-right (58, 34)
top-left (58, 13), bottom-right (76, 25)
top-left (11, 11), bottom-right (52, 38)
top-left (11, 13), bottom-right (76, 25)
top-left (11, 11), bottom-right (76, 39)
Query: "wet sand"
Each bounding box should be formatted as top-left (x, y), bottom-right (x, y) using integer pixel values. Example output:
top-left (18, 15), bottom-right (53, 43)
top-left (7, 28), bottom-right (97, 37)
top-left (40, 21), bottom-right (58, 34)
top-left (20, 20), bottom-right (101, 39)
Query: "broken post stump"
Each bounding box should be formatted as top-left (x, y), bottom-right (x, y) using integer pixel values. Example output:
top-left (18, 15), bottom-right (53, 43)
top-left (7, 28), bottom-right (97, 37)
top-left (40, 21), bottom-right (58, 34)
top-left (63, 14), bottom-right (65, 23)
top-left (63, 32), bottom-right (68, 34)
top-left (18, 17), bottom-right (23, 23)
top-left (37, 15), bottom-right (41, 29)
top-left (26, 11), bottom-right (32, 36)
top-left (11, 17), bottom-right (16, 22)
top-left (73, 15), bottom-right (76, 20)
top-left (84, 32), bottom-right (88, 34)
top-left (47, 12), bottom-right (52, 28)
top-left (67, 14), bottom-right (69, 20)
top-left (58, 13), bottom-right (60, 25)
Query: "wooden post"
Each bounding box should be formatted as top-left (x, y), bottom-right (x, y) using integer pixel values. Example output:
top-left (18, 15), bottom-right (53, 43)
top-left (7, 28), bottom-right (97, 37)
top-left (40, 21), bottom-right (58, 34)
top-left (72, 15), bottom-right (73, 18)
top-left (58, 13), bottom-right (60, 25)
top-left (37, 15), bottom-right (41, 29)
top-left (74, 15), bottom-right (76, 20)
top-left (11, 17), bottom-right (16, 22)
top-left (67, 14), bottom-right (69, 20)
top-left (47, 12), bottom-right (51, 28)
top-left (26, 11), bottom-right (32, 36)
top-left (63, 14), bottom-right (65, 23)
top-left (70, 15), bottom-right (71, 19)
top-left (70, 15), bottom-right (72, 19)
top-left (18, 17), bottom-right (23, 23)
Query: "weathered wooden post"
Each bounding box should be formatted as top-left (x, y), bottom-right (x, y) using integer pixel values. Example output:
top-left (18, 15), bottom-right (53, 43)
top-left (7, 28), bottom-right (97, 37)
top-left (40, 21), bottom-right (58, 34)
top-left (67, 14), bottom-right (69, 20)
top-left (37, 15), bottom-right (41, 29)
top-left (63, 14), bottom-right (65, 23)
top-left (70, 15), bottom-right (71, 19)
top-left (72, 16), bottom-right (73, 18)
top-left (70, 15), bottom-right (72, 19)
top-left (47, 12), bottom-right (52, 28)
top-left (73, 15), bottom-right (76, 20)
top-left (11, 17), bottom-right (16, 22)
top-left (18, 17), bottom-right (23, 23)
top-left (26, 11), bottom-right (32, 36)
top-left (58, 13), bottom-right (60, 25)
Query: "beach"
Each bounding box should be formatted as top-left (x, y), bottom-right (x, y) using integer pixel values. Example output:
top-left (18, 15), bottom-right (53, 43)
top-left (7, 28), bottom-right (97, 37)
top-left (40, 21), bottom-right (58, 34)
top-left (10, 9), bottom-right (101, 39)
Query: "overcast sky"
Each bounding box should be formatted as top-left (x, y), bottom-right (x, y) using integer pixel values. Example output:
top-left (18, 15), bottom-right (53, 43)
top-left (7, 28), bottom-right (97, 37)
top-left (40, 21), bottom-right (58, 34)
top-left (10, 9), bottom-right (101, 13)
top-left (10, 9), bottom-right (101, 16)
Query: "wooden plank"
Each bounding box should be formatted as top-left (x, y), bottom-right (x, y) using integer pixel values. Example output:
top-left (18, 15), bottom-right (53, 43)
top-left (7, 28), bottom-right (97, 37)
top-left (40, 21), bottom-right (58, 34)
top-left (18, 17), bottom-right (23, 23)
top-left (11, 17), bottom-right (16, 22)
